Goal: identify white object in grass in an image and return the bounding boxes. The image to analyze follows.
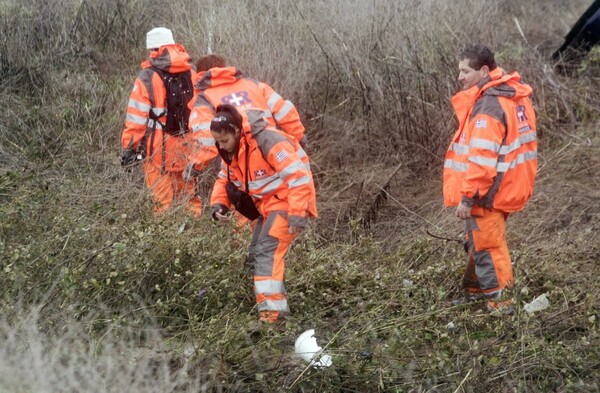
[294,329,332,368]
[524,293,550,314]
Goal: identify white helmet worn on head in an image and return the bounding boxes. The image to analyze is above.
[146,27,175,49]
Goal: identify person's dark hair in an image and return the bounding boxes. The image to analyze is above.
[210,104,243,134]
[196,54,226,72]
[459,44,497,71]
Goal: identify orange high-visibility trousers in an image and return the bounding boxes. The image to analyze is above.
[248,210,297,323]
[463,207,513,297]
[143,161,202,217]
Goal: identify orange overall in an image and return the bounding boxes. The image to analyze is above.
[211,109,317,322]
[443,68,538,296]
[121,44,201,215]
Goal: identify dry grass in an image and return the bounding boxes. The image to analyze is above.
[1,0,599,391]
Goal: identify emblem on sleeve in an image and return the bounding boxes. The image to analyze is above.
[275,150,289,162]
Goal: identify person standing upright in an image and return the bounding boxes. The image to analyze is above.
[120,27,200,216]
[443,44,538,314]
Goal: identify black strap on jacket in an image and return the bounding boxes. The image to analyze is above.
[225,145,260,220]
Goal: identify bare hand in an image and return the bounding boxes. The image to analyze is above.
[455,202,472,220]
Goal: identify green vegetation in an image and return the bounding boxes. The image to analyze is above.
[0,0,598,391]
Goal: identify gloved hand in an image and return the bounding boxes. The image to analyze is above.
[211,204,230,221]
[120,148,138,168]
[183,163,202,182]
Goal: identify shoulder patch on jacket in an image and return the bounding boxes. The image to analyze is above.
[192,92,215,110]
[196,70,213,91]
[139,68,157,105]
[471,95,506,127]
[254,129,293,158]
[247,109,269,134]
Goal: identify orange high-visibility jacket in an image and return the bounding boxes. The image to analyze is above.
[443,68,538,212]
[210,109,317,226]
[188,67,305,167]
[121,44,196,172]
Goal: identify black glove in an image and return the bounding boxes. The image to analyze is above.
[120,148,139,168]
[211,204,230,220]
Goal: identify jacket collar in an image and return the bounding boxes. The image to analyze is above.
[141,44,192,74]
[451,68,505,127]
[194,66,244,91]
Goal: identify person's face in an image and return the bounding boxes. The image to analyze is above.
[458,59,488,90]
[212,128,240,153]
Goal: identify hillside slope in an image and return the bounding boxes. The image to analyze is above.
[0,0,598,391]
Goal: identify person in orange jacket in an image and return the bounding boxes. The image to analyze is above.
[183,54,306,182]
[120,27,201,216]
[209,104,317,324]
[443,44,538,313]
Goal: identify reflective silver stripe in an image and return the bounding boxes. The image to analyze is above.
[147,119,163,129]
[126,113,147,126]
[128,98,151,112]
[521,131,537,143]
[191,123,211,132]
[254,280,285,295]
[288,175,310,189]
[452,142,470,155]
[274,101,293,122]
[470,138,500,153]
[280,160,304,179]
[191,122,211,132]
[499,144,514,155]
[523,150,537,160]
[499,132,538,155]
[219,168,237,180]
[444,159,468,172]
[263,109,273,119]
[232,180,242,187]
[249,174,280,189]
[257,298,289,312]
[296,148,307,159]
[251,178,284,195]
[198,137,216,147]
[469,156,497,168]
[151,107,166,117]
[267,92,282,111]
[497,151,537,172]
